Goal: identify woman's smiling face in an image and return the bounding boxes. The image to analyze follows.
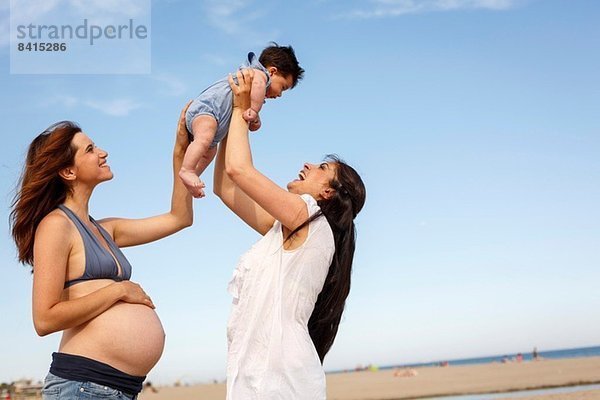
[287,161,337,201]
[69,132,113,185]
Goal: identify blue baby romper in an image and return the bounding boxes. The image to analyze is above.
[185,53,271,147]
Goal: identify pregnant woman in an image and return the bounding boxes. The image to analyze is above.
[10,105,192,400]
[214,69,366,399]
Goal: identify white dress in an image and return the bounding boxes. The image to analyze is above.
[226,194,335,399]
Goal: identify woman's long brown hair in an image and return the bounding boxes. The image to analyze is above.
[10,121,81,267]
[286,155,366,363]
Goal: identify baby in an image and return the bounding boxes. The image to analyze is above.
[181,43,304,197]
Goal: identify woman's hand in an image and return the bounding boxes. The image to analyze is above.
[228,69,254,111]
[98,100,194,248]
[222,67,306,235]
[174,101,192,158]
[116,281,156,309]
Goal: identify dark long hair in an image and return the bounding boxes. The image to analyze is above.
[10,121,81,266]
[287,155,366,363]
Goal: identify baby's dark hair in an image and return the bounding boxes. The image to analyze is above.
[259,42,304,88]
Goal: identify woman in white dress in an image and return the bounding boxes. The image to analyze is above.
[214,69,366,399]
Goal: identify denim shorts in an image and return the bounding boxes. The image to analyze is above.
[42,373,137,400]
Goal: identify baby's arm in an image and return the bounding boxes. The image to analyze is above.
[243,71,268,123]
[249,113,261,132]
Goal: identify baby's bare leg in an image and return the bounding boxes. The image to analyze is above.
[180,115,217,198]
[194,146,218,176]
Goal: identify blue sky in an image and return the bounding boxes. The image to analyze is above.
[1,0,599,385]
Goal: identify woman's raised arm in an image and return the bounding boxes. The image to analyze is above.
[214,134,275,235]
[223,70,308,232]
[98,103,194,247]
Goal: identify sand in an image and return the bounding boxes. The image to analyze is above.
[496,389,600,400]
[138,356,600,400]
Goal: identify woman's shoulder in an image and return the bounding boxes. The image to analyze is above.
[268,195,323,230]
[40,208,72,227]
[299,194,329,228]
[300,194,334,240]
[299,193,320,215]
[35,208,75,240]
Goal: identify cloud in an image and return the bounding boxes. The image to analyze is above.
[0,29,6,48]
[202,53,230,67]
[1,0,148,48]
[204,0,249,35]
[47,95,142,116]
[152,73,187,97]
[0,0,62,47]
[202,0,276,46]
[53,94,79,108]
[83,98,143,117]
[66,0,149,26]
[0,3,8,47]
[339,0,521,19]
[67,0,147,17]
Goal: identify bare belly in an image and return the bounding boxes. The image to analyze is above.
[59,280,165,376]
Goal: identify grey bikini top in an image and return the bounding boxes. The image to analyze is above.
[58,205,132,288]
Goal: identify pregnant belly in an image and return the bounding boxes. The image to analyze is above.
[60,301,166,376]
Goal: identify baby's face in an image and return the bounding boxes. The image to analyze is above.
[266,73,293,99]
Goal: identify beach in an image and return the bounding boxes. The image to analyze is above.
[138,356,600,400]
[497,388,600,400]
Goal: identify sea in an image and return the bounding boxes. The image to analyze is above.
[381,345,600,399]
[379,345,600,370]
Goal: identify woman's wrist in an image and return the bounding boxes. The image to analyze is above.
[232,108,246,118]
[110,281,126,301]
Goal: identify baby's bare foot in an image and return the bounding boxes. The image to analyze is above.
[179,169,206,198]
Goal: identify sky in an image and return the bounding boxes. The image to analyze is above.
[1,0,599,385]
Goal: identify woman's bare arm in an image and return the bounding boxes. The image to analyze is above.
[213,135,275,235]
[98,103,194,247]
[32,214,154,336]
[224,70,308,232]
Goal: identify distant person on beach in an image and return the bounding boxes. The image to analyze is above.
[10,106,193,399]
[181,42,304,198]
[393,368,418,378]
[142,381,158,393]
[214,69,366,399]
